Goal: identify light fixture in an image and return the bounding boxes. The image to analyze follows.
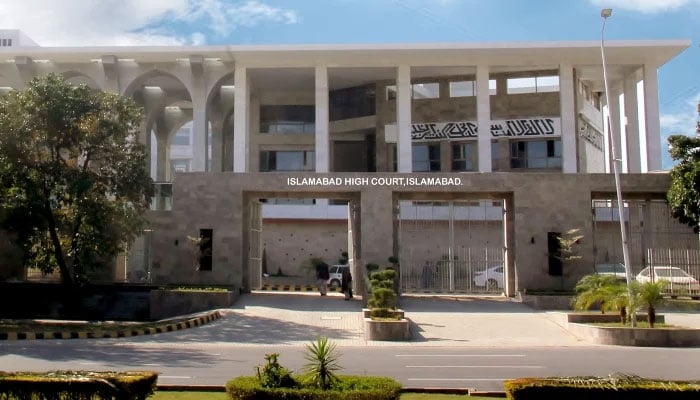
[600,7,636,327]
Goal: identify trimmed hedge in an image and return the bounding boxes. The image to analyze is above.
[0,370,158,400]
[227,375,402,400]
[504,375,700,400]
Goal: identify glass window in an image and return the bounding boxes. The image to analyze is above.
[386,85,397,100]
[412,82,440,99]
[6,39,10,46]
[510,139,562,169]
[260,105,315,134]
[329,85,376,121]
[412,143,441,172]
[449,81,475,97]
[171,129,191,146]
[489,79,497,95]
[507,75,560,94]
[259,150,315,172]
[451,142,476,171]
[171,159,189,173]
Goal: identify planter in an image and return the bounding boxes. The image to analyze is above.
[150,289,236,320]
[519,293,574,310]
[567,312,665,324]
[363,308,410,341]
[566,322,700,347]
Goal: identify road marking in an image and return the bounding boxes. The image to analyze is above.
[397,354,525,357]
[159,376,192,379]
[406,365,542,369]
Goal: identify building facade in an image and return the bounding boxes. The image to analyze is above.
[1,36,696,295]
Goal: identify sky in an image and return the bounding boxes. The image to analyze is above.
[0,0,698,169]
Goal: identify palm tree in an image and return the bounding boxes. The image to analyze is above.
[634,280,667,328]
[573,274,625,314]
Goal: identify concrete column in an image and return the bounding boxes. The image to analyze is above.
[608,87,623,173]
[155,136,168,181]
[315,65,330,173]
[396,65,412,173]
[210,117,224,173]
[476,64,492,172]
[624,75,641,173]
[233,66,249,173]
[559,63,576,173]
[360,189,394,267]
[191,100,208,172]
[100,55,120,93]
[643,64,662,171]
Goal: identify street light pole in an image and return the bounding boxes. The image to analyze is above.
[600,8,636,326]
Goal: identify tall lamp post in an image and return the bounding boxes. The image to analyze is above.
[600,8,636,326]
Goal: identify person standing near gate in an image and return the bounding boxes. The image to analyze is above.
[316,262,330,296]
[341,266,353,300]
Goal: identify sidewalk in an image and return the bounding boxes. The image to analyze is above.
[205,292,588,347]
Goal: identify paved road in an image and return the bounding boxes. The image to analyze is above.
[2,292,700,391]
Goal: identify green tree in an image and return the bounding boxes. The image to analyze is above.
[0,74,152,288]
[633,280,667,328]
[667,103,700,232]
[572,274,625,314]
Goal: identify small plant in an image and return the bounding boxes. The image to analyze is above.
[365,263,379,273]
[555,228,584,263]
[573,274,625,314]
[302,337,341,390]
[338,251,349,265]
[255,353,295,389]
[633,280,668,328]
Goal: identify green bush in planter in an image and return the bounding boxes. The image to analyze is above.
[367,269,397,313]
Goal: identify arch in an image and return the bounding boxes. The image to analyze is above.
[60,70,101,90]
[121,68,193,100]
[205,70,236,106]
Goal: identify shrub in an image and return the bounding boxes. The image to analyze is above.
[368,269,397,312]
[227,375,401,400]
[504,375,700,400]
[302,337,341,390]
[255,353,296,389]
[0,371,158,400]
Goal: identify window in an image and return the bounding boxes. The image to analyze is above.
[260,105,315,134]
[412,82,439,99]
[1,39,6,47]
[198,229,213,271]
[329,85,375,121]
[510,139,562,169]
[507,75,560,94]
[451,142,476,171]
[259,150,315,172]
[171,129,191,146]
[412,143,441,172]
[450,81,475,97]
[171,159,190,173]
[386,82,441,100]
[6,39,10,46]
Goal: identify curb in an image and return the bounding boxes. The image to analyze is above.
[259,285,341,292]
[157,385,507,397]
[0,310,222,341]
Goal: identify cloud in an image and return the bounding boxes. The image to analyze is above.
[0,0,298,46]
[659,92,699,168]
[589,0,700,13]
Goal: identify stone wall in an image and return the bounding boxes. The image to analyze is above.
[143,172,676,296]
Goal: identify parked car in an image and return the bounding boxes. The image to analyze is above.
[595,263,628,281]
[636,266,700,298]
[327,265,349,288]
[473,265,504,290]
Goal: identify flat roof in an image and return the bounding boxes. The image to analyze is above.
[0,40,690,68]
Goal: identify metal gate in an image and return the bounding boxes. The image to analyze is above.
[398,200,505,294]
[249,200,263,290]
[592,199,700,297]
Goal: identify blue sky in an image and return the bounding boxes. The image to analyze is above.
[1,0,698,168]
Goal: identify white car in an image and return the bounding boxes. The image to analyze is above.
[595,263,628,280]
[473,266,504,290]
[327,265,349,288]
[636,266,700,298]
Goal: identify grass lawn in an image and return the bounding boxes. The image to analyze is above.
[151,392,501,399]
